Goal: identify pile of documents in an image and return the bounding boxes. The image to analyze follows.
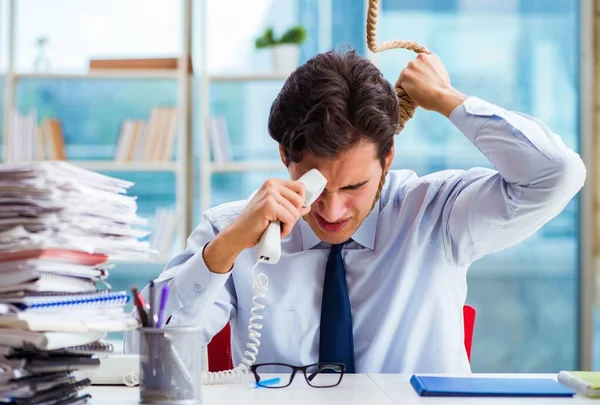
[0,161,153,405]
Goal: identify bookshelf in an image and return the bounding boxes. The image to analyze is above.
[1,0,194,262]
[13,71,180,80]
[1,0,309,255]
[207,73,292,82]
[196,0,293,211]
[71,161,182,172]
[209,161,285,173]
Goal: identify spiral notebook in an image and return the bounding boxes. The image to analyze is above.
[0,311,139,332]
[0,291,136,332]
[0,290,129,310]
[5,341,114,360]
[56,340,114,355]
[0,272,98,294]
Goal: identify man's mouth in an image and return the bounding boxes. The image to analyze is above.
[314,214,350,232]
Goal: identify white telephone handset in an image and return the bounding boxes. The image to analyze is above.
[256,169,327,264]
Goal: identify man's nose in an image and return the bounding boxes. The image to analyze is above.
[317,194,347,222]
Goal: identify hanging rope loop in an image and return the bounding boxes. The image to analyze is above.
[366,0,431,133]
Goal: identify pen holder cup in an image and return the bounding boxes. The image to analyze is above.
[138,326,203,405]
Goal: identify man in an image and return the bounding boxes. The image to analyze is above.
[125,49,585,374]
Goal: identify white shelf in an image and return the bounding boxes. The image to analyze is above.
[71,161,181,172]
[209,161,285,173]
[207,72,290,82]
[11,70,180,80]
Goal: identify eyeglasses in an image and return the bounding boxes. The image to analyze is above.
[251,362,346,388]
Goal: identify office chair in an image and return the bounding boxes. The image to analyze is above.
[463,305,476,362]
[207,305,477,372]
[207,323,234,372]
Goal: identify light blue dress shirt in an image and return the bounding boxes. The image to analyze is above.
[124,97,586,374]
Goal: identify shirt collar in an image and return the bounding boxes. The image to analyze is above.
[299,204,379,251]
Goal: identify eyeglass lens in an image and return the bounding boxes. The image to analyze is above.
[305,364,344,387]
[254,364,295,388]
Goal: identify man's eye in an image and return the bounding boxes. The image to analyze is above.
[342,181,368,191]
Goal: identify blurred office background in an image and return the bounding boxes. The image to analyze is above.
[0,0,594,373]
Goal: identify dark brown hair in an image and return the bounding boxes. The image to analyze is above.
[268,49,398,166]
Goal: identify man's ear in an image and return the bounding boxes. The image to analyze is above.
[279,144,287,167]
[383,143,395,172]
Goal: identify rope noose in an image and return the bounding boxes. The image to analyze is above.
[366,0,431,133]
[366,0,431,210]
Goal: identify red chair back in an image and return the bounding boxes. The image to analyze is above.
[207,323,233,372]
[463,305,476,361]
[207,305,476,371]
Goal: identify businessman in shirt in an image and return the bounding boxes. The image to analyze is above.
[125,49,586,374]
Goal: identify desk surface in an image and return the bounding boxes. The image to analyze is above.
[86,374,595,404]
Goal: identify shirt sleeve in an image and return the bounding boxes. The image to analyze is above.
[438,96,586,266]
[123,210,236,354]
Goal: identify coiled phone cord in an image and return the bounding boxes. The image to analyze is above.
[201,257,267,384]
[123,258,268,386]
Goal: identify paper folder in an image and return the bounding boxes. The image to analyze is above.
[410,375,576,397]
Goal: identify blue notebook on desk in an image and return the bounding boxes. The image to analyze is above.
[410,375,576,397]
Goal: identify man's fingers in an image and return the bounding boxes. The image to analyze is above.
[275,204,297,238]
[279,180,306,203]
[278,183,305,209]
[274,193,300,222]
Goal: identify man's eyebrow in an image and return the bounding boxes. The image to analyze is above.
[339,180,369,190]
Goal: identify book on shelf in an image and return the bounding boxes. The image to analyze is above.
[9,110,67,162]
[114,107,178,162]
[210,115,232,163]
[37,118,67,160]
[114,120,145,162]
[149,207,177,255]
[88,56,193,73]
[9,109,37,162]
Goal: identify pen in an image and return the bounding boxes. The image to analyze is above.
[156,283,169,328]
[137,291,148,312]
[131,287,149,327]
[148,281,156,328]
[255,377,281,388]
[137,291,147,308]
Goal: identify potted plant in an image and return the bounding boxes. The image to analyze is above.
[255,25,307,73]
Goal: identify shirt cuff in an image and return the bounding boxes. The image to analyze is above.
[173,242,233,308]
[448,96,500,144]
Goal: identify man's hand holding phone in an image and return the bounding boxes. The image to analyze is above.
[230,179,310,249]
[203,179,309,274]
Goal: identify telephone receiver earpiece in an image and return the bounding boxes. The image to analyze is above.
[256,169,327,264]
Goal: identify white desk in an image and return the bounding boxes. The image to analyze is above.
[86,374,595,404]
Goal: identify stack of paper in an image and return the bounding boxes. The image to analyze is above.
[0,161,154,405]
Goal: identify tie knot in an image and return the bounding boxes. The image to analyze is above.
[330,242,345,254]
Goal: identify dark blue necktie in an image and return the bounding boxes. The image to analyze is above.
[319,242,355,373]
